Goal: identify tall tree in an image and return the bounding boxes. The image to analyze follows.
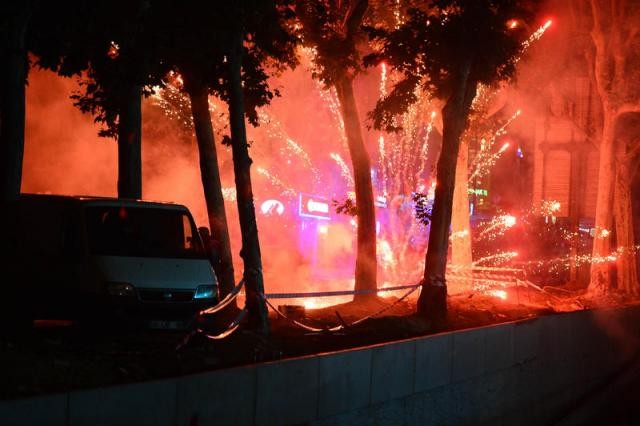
[186,78,236,297]
[155,1,297,331]
[571,0,640,294]
[296,0,378,301]
[614,141,639,295]
[451,139,472,271]
[452,85,510,280]
[154,1,236,296]
[221,1,298,334]
[609,113,640,295]
[29,0,160,199]
[0,2,34,203]
[366,1,536,326]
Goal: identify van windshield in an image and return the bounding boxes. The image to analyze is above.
[85,206,207,259]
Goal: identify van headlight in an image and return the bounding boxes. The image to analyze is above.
[194,285,216,299]
[106,282,135,297]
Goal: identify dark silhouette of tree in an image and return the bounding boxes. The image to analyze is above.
[30,1,296,333]
[153,1,236,297]
[295,0,378,301]
[366,0,537,327]
[29,0,163,199]
[0,2,35,203]
[214,1,298,334]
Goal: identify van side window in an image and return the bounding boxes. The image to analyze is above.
[85,206,206,259]
[182,214,194,251]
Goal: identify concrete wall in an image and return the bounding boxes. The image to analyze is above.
[2,306,640,426]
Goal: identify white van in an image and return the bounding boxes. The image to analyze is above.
[1,194,219,329]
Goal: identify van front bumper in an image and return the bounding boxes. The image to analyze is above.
[107,294,219,322]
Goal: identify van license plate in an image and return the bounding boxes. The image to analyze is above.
[148,320,185,330]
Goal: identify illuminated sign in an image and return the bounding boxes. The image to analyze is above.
[260,199,285,216]
[299,193,331,220]
[468,188,488,197]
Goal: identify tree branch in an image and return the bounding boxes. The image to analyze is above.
[342,0,368,39]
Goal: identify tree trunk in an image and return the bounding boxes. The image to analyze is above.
[589,110,616,294]
[418,65,475,327]
[0,9,30,203]
[117,84,143,199]
[228,32,269,335]
[613,159,639,295]
[451,138,473,287]
[335,75,377,301]
[188,83,236,297]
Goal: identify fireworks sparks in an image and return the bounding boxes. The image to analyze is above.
[468,143,510,182]
[145,16,593,309]
[470,83,494,113]
[477,214,517,240]
[469,109,521,182]
[487,289,508,300]
[473,251,519,266]
[301,44,348,147]
[538,199,562,216]
[378,135,388,197]
[374,86,436,283]
[417,111,436,183]
[394,0,403,29]
[151,79,195,133]
[330,152,355,188]
[256,167,297,197]
[222,187,237,202]
[379,62,388,97]
[516,20,553,63]
[520,245,640,275]
[283,138,321,187]
[378,239,397,270]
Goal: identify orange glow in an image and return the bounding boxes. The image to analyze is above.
[303,299,318,310]
[22,19,593,320]
[487,289,508,300]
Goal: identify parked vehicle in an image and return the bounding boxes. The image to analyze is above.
[1,194,219,330]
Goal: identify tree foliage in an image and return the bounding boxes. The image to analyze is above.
[294,0,368,86]
[365,0,536,131]
[29,1,165,138]
[365,0,540,324]
[153,0,297,125]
